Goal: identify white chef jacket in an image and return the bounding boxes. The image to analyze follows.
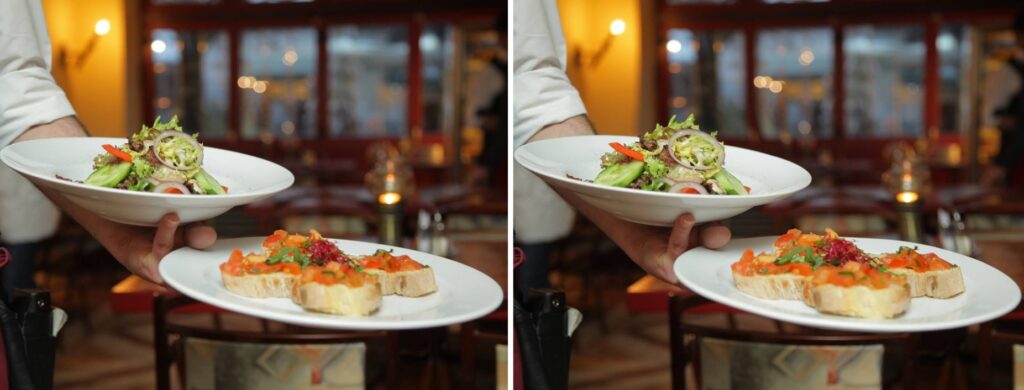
[512,0,587,244]
[0,0,75,243]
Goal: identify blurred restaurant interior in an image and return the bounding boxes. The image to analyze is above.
[541,0,1024,388]
[32,0,507,388]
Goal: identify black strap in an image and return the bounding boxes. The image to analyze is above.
[0,299,33,390]
[514,298,550,390]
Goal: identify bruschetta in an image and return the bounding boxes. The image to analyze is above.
[358,250,438,297]
[291,262,382,316]
[730,249,812,300]
[877,246,965,298]
[803,262,910,319]
[219,249,302,298]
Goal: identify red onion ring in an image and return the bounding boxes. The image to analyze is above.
[667,130,724,171]
[153,131,203,171]
[153,182,191,194]
[668,182,708,195]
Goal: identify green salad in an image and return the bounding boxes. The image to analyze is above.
[79,116,226,195]
[592,114,748,195]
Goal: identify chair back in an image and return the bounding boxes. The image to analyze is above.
[153,294,397,390]
[668,294,915,390]
[764,186,898,237]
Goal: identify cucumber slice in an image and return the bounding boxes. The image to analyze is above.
[594,161,645,187]
[193,169,226,195]
[84,162,132,187]
[711,168,748,195]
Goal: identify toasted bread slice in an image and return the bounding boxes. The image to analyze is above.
[365,267,438,297]
[291,280,382,316]
[803,282,910,319]
[888,267,965,298]
[221,272,296,298]
[732,271,806,300]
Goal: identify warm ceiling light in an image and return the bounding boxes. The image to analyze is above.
[768,80,784,94]
[282,50,298,66]
[666,39,682,54]
[151,39,167,54]
[798,49,815,66]
[94,19,111,36]
[609,19,626,36]
[753,76,771,88]
[237,76,253,89]
[253,80,268,94]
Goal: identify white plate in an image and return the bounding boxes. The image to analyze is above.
[1,137,294,226]
[514,135,811,226]
[675,236,1021,332]
[160,237,505,330]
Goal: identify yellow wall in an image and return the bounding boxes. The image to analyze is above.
[556,0,643,136]
[42,0,128,137]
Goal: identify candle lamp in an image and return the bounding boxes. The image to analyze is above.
[377,191,404,246]
[365,142,414,246]
[882,144,930,243]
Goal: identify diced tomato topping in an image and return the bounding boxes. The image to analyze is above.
[774,229,802,249]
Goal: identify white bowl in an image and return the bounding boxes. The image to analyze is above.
[514,135,811,226]
[1,137,294,226]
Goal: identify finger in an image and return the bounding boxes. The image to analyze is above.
[699,223,732,249]
[152,214,181,260]
[184,222,217,249]
[133,253,165,285]
[667,213,696,258]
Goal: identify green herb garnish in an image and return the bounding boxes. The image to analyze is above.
[774,246,825,269]
[266,247,311,266]
[838,271,855,277]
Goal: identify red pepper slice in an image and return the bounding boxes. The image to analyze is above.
[609,142,644,161]
[165,187,184,194]
[102,144,133,162]
[221,185,229,193]
[680,187,700,194]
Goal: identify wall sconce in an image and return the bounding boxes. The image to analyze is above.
[573,19,625,69]
[57,19,110,68]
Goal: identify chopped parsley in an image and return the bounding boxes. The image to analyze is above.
[838,271,855,277]
[774,246,825,269]
[266,247,311,266]
[248,268,261,274]
[321,271,336,276]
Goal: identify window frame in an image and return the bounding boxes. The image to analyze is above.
[140,0,500,149]
[656,0,1016,144]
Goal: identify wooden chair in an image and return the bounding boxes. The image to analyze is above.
[668,294,916,390]
[153,294,398,390]
[460,307,508,390]
[977,304,1024,390]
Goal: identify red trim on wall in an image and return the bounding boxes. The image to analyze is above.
[744,27,758,141]
[408,16,424,140]
[228,28,240,141]
[316,21,328,138]
[924,16,940,138]
[832,22,845,140]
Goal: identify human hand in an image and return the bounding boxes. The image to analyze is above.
[635,213,731,284]
[104,214,217,284]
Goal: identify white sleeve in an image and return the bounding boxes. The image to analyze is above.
[0,0,76,147]
[512,0,587,148]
